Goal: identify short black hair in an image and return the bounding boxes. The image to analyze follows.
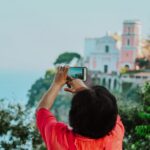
[69,85,118,139]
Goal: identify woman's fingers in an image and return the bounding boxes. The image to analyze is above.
[67,76,74,82]
[66,76,75,88]
[57,66,69,72]
[66,83,71,88]
[57,66,60,71]
[60,66,63,71]
[64,88,76,93]
[64,66,69,75]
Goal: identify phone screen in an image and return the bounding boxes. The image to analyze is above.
[68,67,86,81]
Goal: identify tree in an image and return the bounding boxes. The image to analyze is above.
[0,99,47,150]
[134,82,150,149]
[135,58,149,69]
[141,39,150,61]
[118,82,150,150]
[0,99,31,149]
[54,52,81,65]
[27,69,55,107]
[26,68,72,122]
[27,52,81,108]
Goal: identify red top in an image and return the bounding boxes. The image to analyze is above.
[36,108,124,150]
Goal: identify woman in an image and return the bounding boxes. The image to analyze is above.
[36,66,124,150]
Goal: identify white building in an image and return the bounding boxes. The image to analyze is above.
[84,20,142,73]
[84,33,121,73]
[84,20,149,91]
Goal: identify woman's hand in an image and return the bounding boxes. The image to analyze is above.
[53,66,69,87]
[64,78,88,93]
[37,66,70,110]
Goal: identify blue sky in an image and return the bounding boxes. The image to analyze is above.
[0,0,149,72]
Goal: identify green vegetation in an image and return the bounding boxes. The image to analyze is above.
[117,82,150,150]
[27,52,81,108]
[0,51,149,149]
[27,69,55,108]
[134,82,150,149]
[1,82,149,149]
[0,99,46,150]
[54,52,81,65]
[136,58,150,69]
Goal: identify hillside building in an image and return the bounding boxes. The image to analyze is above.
[84,20,142,73]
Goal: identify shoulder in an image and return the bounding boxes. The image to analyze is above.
[115,115,125,134]
[46,122,75,150]
[35,108,57,129]
[35,108,76,149]
[109,115,125,137]
[108,115,125,149]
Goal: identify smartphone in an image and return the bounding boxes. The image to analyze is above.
[68,67,87,81]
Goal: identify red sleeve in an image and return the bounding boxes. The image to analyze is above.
[35,108,57,146]
[35,108,75,150]
[116,115,125,134]
[110,115,125,150]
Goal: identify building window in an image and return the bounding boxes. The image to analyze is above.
[128,27,130,33]
[102,78,106,86]
[127,39,130,46]
[114,79,117,89]
[125,64,129,69]
[104,65,108,73]
[108,79,111,89]
[105,45,109,53]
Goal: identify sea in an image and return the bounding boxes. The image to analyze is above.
[0,70,44,105]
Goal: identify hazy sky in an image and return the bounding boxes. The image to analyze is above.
[0,0,149,72]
